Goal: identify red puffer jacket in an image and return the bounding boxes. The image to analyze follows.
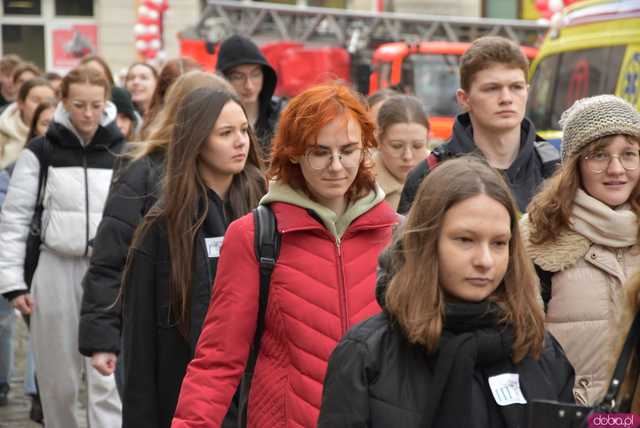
[172,201,397,428]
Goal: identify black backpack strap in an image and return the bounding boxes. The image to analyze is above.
[599,309,640,412]
[238,204,280,427]
[534,139,560,179]
[34,138,51,214]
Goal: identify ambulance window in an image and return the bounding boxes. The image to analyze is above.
[527,55,559,131]
[549,46,626,129]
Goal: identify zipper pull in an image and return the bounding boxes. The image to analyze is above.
[335,237,341,255]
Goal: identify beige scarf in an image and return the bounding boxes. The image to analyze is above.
[570,189,638,248]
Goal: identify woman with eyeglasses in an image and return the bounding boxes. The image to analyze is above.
[172,84,398,428]
[521,95,640,406]
[373,95,429,211]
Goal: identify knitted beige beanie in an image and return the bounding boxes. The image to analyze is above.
[559,95,640,163]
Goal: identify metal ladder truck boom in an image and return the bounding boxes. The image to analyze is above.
[185,0,549,51]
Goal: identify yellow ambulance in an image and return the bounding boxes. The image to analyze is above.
[526,0,640,149]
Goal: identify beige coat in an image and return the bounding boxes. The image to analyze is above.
[0,103,29,169]
[373,151,403,211]
[520,216,640,405]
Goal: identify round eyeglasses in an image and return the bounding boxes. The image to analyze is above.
[583,150,640,173]
[304,147,363,171]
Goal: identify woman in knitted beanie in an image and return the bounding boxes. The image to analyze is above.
[521,94,640,406]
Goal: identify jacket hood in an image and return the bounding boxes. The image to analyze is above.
[52,101,118,146]
[0,103,28,145]
[216,35,277,116]
[260,180,385,239]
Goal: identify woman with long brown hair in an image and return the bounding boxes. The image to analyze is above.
[522,95,640,405]
[79,71,234,393]
[318,156,575,428]
[120,86,266,428]
[172,84,398,428]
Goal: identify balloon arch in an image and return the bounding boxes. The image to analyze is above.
[133,0,170,62]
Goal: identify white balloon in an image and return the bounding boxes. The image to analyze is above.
[152,0,163,5]
[135,40,148,51]
[148,25,159,34]
[138,5,149,16]
[549,0,564,13]
[550,12,563,28]
[149,39,162,50]
[134,24,146,35]
[148,10,159,20]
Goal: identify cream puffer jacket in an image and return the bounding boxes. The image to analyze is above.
[0,103,29,169]
[520,216,640,406]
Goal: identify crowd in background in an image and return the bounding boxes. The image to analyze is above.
[0,32,638,428]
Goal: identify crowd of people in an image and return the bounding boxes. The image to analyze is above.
[0,33,638,428]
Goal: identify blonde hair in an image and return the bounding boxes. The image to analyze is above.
[127,71,235,161]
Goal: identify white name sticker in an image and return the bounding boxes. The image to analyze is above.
[205,236,224,258]
[488,373,527,406]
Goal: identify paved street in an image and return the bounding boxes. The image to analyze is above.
[0,315,87,428]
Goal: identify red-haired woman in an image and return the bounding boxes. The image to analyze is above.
[171,84,398,428]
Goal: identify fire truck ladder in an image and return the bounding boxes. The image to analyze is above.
[189,0,549,50]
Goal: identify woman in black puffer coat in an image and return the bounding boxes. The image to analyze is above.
[318,156,575,428]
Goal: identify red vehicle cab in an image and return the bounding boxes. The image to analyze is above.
[369,41,538,141]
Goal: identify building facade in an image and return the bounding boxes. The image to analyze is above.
[1,0,537,76]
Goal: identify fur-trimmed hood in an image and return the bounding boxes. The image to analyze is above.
[519,214,591,272]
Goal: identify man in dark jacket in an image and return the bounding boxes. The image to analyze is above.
[397,36,559,214]
[216,34,284,159]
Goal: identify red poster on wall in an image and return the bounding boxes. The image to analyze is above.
[51,24,98,69]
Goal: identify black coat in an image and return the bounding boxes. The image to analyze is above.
[397,113,560,214]
[79,150,164,356]
[318,313,575,428]
[318,239,575,428]
[121,190,234,428]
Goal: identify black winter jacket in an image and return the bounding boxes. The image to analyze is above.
[216,34,284,159]
[397,113,559,214]
[318,240,575,428]
[78,150,165,356]
[318,314,575,428]
[121,190,236,428]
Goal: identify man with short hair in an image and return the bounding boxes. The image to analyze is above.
[0,55,22,108]
[216,35,284,160]
[397,36,559,214]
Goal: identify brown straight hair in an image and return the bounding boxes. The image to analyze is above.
[385,156,545,363]
[123,87,266,339]
[80,55,116,87]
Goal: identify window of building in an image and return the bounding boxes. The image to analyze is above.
[2,25,46,70]
[55,0,93,17]
[3,0,42,15]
